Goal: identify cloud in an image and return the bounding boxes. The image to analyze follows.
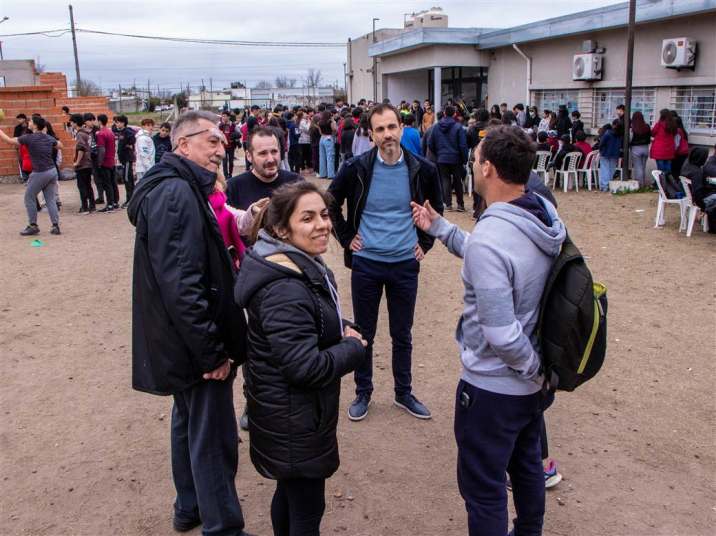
[2,0,624,91]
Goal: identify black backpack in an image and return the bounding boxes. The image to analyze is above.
[538,234,607,392]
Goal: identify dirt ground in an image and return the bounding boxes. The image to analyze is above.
[0,169,714,536]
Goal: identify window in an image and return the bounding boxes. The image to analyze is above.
[671,86,716,134]
[532,90,579,114]
[592,88,655,128]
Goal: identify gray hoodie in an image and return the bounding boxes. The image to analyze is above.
[428,195,566,395]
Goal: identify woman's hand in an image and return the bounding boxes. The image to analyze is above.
[344,326,367,347]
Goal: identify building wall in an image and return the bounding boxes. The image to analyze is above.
[348,29,408,103]
[0,72,112,180]
[0,60,38,87]
[486,13,716,143]
[379,45,489,75]
[385,70,430,104]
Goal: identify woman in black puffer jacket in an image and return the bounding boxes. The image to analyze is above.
[235,181,366,536]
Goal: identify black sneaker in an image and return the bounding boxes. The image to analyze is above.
[172,516,201,532]
[239,407,249,431]
[98,206,113,213]
[50,224,61,235]
[78,207,88,214]
[121,201,129,209]
[394,394,432,420]
[456,206,466,213]
[348,394,371,421]
[20,224,39,236]
[95,198,104,205]
[445,205,455,212]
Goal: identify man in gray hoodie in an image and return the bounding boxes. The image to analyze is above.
[412,125,566,536]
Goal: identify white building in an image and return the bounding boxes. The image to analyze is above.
[347,0,716,145]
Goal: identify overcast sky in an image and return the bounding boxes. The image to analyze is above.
[2,0,624,93]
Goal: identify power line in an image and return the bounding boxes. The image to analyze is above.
[0,27,346,47]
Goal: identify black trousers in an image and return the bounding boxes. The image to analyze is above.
[271,478,326,536]
[75,168,96,210]
[172,377,245,535]
[121,162,135,203]
[91,165,104,202]
[223,146,236,178]
[438,163,465,209]
[455,381,548,536]
[98,166,117,206]
[299,144,312,170]
[288,145,302,173]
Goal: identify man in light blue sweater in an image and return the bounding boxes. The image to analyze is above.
[328,104,444,422]
[412,125,566,536]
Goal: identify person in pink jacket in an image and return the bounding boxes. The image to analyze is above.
[650,109,677,174]
[210,171,269,269]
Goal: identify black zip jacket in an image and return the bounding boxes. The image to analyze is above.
[127,153,246,395]
[235,234,365,479]
[327,146,444,268]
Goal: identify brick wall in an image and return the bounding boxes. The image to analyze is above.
[0,72,112,180]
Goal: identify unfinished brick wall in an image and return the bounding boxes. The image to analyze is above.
[0,72,112,180]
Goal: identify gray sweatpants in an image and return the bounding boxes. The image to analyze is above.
[25,168,59,226]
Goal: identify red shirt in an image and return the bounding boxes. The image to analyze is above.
[574,141,592,160]
[96,127,116,168]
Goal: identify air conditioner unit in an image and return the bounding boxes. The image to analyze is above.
[661,38,696,68]
[572,53,603,81]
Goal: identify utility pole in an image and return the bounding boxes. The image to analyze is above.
[147,78,151,111]
[622,0,636,182]
[68,5,81,95]
[119,84,122,113]
[372,18,380,102]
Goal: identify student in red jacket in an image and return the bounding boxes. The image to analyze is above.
[650,109,677,174]
[672,113,690,179]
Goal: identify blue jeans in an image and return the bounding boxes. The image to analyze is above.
[455,381,547,536]
[656,159,672,173]
[351,255,419,397]
[318,137,335,178]
[599,156,618,190]
[171,377,245,535]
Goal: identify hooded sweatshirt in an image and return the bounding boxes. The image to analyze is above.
[427,193,566,395]
[428,116,468,165]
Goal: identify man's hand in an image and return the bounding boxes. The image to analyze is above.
[202,359,233,381]
[250,197,270,215]
[414,244,425,262]
[349,233,363,252]
[344,326,368,348]
[410,200,440,232]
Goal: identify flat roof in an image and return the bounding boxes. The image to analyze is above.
[368,0,716,57]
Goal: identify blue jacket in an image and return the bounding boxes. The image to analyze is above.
[287,120,300,147]
[428,117,468,165]
[599,128,622,159]
[401,127,422,156]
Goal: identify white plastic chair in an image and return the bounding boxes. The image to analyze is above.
[679,176,709,237]
[652,170,686,230]
[614,157,632,181]
[533,151,551,185]
[578,151,599,191]
[553,152,582,192]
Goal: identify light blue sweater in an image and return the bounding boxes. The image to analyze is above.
[355,154,417,263]
[428,197,566,395]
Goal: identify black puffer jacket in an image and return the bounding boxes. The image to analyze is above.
[235,231,365,480]
[127,153,246,395]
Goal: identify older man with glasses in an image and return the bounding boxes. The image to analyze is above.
[127,111,255,536]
